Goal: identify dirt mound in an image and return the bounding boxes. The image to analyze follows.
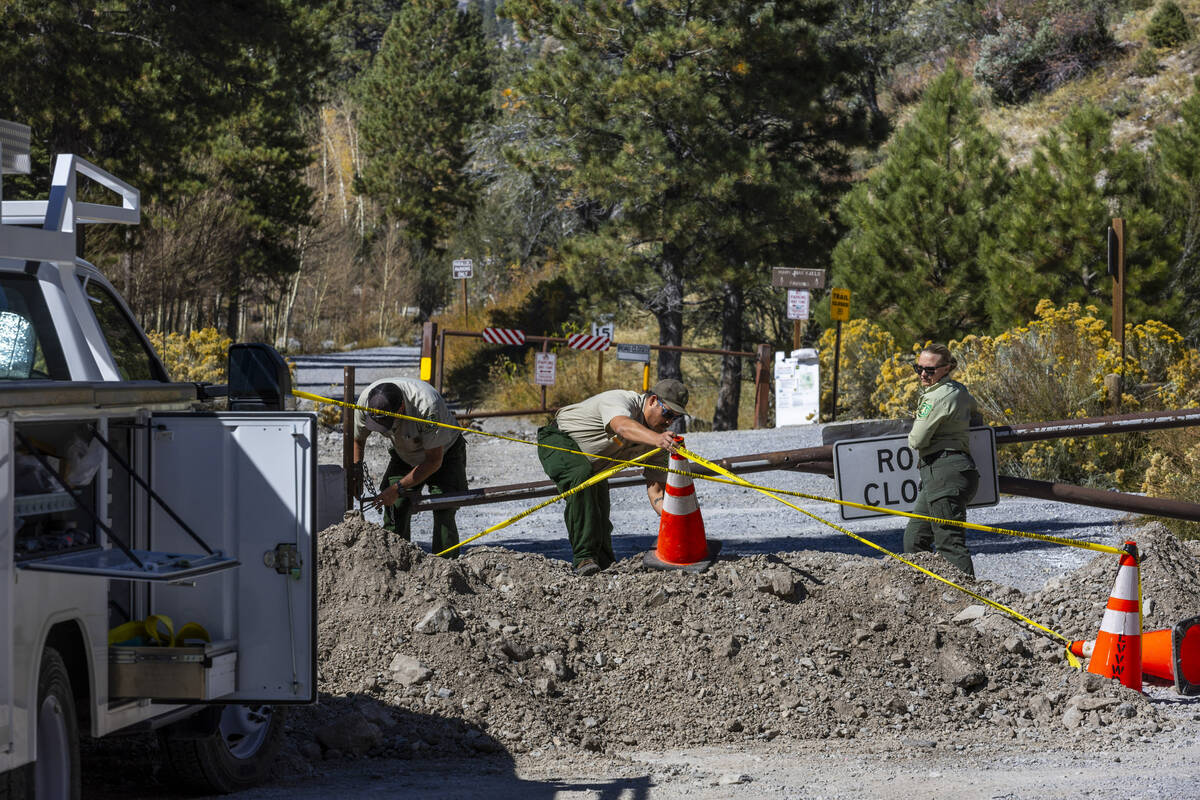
[1035,522,1200,635]
[280,516,1200,768]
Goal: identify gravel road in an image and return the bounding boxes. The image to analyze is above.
[331,415,1131,593]
[290,345,419,395]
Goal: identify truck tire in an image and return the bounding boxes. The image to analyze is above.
[158,705,284,794]
[31,647,81,800]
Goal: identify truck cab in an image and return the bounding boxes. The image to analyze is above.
[0,121,316,797]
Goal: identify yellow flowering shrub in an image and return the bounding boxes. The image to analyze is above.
[817,319,899,421]
[147,328,231,383]
[875,342,925,420]
[1141,428,1200,540]
[870,301,1200,489]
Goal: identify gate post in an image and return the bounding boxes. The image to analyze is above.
[421,320,437,385]
[753,343,772,429]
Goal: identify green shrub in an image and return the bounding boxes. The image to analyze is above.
[1147,1,1193,49]
[974,3,1115,103]
[1142,427,1200,540]
[1133,45,1161,77]
[975,21,1044,103]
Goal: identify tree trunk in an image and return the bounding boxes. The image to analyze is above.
[712,281,743,431]
[650,241,685,380]
[225,262,241,340]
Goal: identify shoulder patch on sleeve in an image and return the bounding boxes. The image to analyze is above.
[917,400,933,418]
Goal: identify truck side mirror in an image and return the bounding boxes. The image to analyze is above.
[228,343,292,411]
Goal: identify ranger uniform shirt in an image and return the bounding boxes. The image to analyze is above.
[353,377,460,464]
[553,389,669,478]
[908,377,978,456]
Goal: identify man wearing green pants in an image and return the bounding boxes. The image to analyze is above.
[352,378,466,557]
[538,379,689,576]
[903,343,981,576]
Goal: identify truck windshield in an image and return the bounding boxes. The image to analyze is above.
[0,274,69,380]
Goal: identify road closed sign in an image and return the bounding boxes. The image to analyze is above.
[832,427,999,520]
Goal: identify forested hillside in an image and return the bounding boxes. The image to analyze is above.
[5,0,1200,426]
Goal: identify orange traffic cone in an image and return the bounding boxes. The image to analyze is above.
[1142,615,1200,695]
[1069,615,1200,696]
[1085,541,1142,692]
[643,449,720,573]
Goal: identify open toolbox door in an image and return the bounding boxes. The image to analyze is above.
[1,416,13,754]
[146,413,316,703]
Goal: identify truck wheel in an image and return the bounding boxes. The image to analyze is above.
[159,705,284,794]
[33,647,81,800]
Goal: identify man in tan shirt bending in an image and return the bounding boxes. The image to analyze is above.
[538,379,689,576]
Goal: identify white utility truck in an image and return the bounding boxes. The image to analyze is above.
[0,121,315,798]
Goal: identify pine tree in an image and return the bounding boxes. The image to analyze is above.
[355,0,492,320]
[0,1,329,336]
[503,0,870,422]
[826,0,918,129]
[831,66,1009,343]
[984,103,1170,329]
[326,0,407,85]
[1151,78,1200,344]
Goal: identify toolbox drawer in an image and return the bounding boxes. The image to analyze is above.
[109,639,237,701]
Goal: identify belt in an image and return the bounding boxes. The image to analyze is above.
[921,448,965,465]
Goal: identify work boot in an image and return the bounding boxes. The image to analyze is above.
[574,558,600,577]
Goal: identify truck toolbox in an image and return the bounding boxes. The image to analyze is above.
[109,639,237,701]
[2,118,315,794]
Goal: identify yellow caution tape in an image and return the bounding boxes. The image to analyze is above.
[294,389,1117,560]
[677,445,1083,668]
[305,380,1091,664]
[434,447,663,557]
[662,469,1125,557]
[294,389,651,473]
[108,614,212,648]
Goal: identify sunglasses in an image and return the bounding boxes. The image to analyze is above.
[657,397,682,421]
[912,363,946,376]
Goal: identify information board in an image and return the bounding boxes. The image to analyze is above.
[787,289,810,321]
[534,352,557,385]
[773,349,820,427]
[616,343,651,363]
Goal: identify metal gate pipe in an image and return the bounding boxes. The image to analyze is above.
[407,408,1200,519]
[997,477,1200,522]
[993,407,1200,443]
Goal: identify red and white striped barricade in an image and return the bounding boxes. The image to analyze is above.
[481,327,527,346]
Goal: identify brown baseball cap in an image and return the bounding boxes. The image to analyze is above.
[650,378,689,414]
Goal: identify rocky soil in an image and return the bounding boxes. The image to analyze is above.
[273,518,1197,778]
[81,420,1200,798]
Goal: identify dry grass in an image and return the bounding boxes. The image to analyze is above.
[442,295,766,430]
[982,1,1200,163]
